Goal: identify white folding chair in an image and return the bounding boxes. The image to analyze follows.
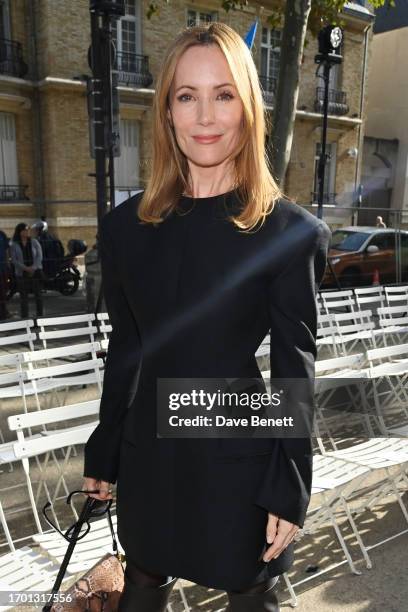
[354,286,386,317]
[314,353,374,440]
[282,451,372,606]
[0,398,99,552]
[376,305,408,346]
[0,546,68,610]
[319,289,357,316]
[364,343,408,436]
[7,400,100,531]
[0,343,103,402]
[384,285,408,307]
[0,416,102,608]
[0,353,25,461]
[322,438,408,566]
[284,440,408,606]
[316,313,339,358]
[36,314,98,349]
[0,320,36,352]
[96,312,111,343]
[19,341,103,410]
[331,309,377,354]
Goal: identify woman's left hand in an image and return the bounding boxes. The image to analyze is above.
[262,513,299,562]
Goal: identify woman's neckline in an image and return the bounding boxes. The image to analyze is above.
[180,187,238,202]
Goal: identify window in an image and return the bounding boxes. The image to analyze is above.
[114,119,140,189]
[0,0,11,39]
[186,8,218,27]
[313,142,337,203]
[316,63,341,103]
[330,231,370,252]
[112,0,141,60]
[368,233,395,250]
[0,112,18,187]
[260,27,282,87]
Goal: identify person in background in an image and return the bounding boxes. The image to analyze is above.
[376,215,386,228]
[31,219,64,279]
[10,223,44,319]
[0,229,12,320]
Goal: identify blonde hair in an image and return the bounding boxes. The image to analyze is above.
[138,22,288,232]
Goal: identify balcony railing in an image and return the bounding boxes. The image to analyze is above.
[314,87,349,116]
[259,75,277,106]
[0,38,28,78]
[0,185,29,202]
[113,51,153,88]
[311,191,337,205]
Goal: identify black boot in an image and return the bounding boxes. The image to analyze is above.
[225,576,280,612]
[118,568,178,612]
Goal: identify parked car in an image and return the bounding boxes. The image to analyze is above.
[321,226,408,288]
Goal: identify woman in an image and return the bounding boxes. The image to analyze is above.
[83,23,331,612]
[10,223,44,319]
[0,229,12,320]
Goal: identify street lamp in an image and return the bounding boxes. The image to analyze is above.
[314,25,344,220]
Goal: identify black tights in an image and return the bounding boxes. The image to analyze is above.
[125,559,170,587]
[227,575,279,595]
[125,557,278,593]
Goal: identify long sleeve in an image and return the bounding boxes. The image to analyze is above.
[83,212,142,484]
[32,239,43,270]
[254,217,331,528]
[10,242,25,274]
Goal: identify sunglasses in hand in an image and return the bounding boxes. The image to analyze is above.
[42,489,114,543]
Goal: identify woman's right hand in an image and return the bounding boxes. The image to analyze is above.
[82,476,113,501]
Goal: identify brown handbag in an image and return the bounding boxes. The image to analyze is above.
[41,490,125,612]
[50,552,125,612]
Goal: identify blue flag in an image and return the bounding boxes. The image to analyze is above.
[244,18,259,50]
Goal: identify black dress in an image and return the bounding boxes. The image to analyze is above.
[83,188,331,591]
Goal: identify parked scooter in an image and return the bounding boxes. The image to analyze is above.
[42,238,87,295]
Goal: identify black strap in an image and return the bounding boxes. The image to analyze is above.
[42,498,123,612]
[106,506,118,554]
